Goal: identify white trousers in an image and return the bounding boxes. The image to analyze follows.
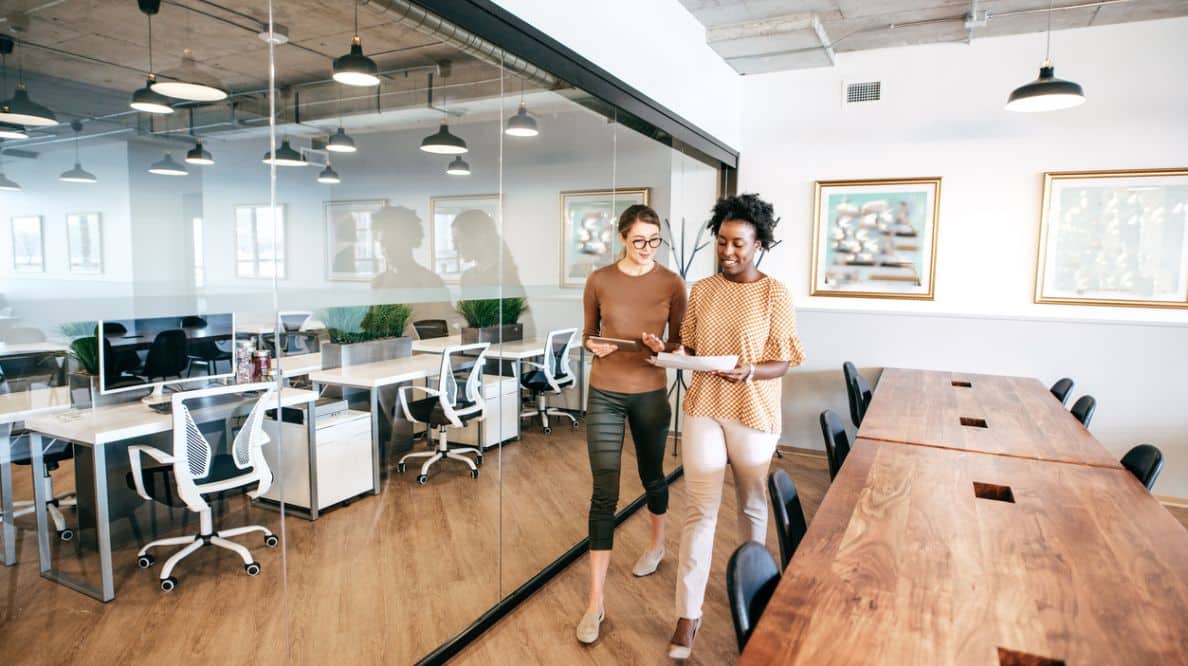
[675,414,779,620]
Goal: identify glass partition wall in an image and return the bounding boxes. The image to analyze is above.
[0,2,729,662]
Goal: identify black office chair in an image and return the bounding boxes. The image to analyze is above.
[1121,444,1164,491]
[767,469,808,570]
[139,330,190,381]
[102,322,127,336]
[726,541,781,652]
[1070,395,1096,428]
[520,328,579,434]
[180,316,207,328]
[842,361,872,427]
[1049,377,1074,405]
[100,338,147,390]
[819,409,851,481]
[4,421,77,541]
[412,319,449,340]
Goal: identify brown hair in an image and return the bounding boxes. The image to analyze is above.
[617,204,661,237]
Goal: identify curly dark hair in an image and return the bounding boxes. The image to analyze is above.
[707,193,777,249]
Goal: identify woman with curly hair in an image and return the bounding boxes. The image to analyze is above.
[665,193,805,659]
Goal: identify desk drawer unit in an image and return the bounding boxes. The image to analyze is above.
[455,375,519,448]
[261,408,372,512]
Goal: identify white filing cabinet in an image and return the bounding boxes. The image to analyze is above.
[455,375,519,448]
[260,406,372,515]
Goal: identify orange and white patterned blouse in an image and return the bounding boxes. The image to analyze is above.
[680,274,804,434]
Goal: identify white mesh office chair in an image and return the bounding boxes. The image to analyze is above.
[397,342,489,485]
[127,382,279,591]
[519,328,579,434]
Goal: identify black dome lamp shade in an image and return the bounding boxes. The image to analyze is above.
[1006,0,1085,113]
[148,152,188,176]
[185,141,213,165]
[0,36,57,127]
[420,121,468,155]
[327,126,357,153]
[263,138,307,166]
[317,163,341,184]
[59,120,97,184]
[505,101,539,137]
[333,3,380,87]
[446,156,470,176]
[129,2,173,114]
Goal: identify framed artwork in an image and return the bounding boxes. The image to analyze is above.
[1035,168,1188,308]
[325,199,388,281]
[11,215,45,273]
[66,212,103,274]
[810,177,941,300]
[560,187,650,288]
[235,204,286,279]
[429,194,499,284]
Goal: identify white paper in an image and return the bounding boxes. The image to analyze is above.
[651,353,738,372]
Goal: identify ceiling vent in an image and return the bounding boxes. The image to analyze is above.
[843,80,882,107]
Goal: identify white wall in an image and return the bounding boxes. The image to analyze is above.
[740,18,1188,496]
[492,0,741,149]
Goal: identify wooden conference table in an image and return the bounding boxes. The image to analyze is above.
[741,368,1188,665]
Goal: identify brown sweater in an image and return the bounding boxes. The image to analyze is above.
[583,262,687,393]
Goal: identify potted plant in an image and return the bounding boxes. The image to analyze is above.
[320,303,414,369]
[458,297,525,343]
[66,335,105,408]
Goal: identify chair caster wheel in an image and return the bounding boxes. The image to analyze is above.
[265,534,279,548]
[138,555,155,569]
[470,469,480,479]
[245,562,261,576]
[543,427,552,435]
[160,577,177,592]
[571,421,579,430]
[397,463,406,473]
[417,474,428,485]
[59,529,74,542]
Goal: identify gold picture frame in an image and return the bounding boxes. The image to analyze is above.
[1034,168,1188,309]
[810,177,941,300]
[560,187,650,288]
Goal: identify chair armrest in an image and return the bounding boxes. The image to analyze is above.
[520,361,546,372]
[128,445,174,502]
[398,385,439,421]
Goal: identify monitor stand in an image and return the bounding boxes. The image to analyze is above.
[141,381,168,405]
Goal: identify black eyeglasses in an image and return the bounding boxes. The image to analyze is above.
[630,237,663,249]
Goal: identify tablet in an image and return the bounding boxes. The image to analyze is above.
[588,336,642,352]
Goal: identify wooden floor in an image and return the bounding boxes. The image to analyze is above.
[2,426,1185,665]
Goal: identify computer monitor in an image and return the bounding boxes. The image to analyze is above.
[97,313,236,402]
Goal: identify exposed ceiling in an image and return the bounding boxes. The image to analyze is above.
[678,0,1188,73]
[0,0,560,154]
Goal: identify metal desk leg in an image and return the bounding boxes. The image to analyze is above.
[369,387,380,494]
[513,358,522,440]
[93,443,114,601]
[306,397,320,519]
[1,426,16,566]
[30,433,51,576]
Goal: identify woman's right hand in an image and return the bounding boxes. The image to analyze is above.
[586,340,617,358]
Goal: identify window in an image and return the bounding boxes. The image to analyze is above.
[235,205,286,279]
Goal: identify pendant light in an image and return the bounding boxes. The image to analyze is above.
[152,49,228,102]
[263,137,307,166]
[1006,0,1084,112]
[0,148,19,191]
[327,126,357,153]
[505,80,539,137]
[317,163,341,184]
[0,36,57,127]
[446,156,470,176]
[148,152,188,176]
[59,121,97,184]
[186,141,213,165]
[332,2,380,87]
[0,122,27,140]
[129,2,174,115]
[420,120,468,154]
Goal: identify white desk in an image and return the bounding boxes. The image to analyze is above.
[0,341,70,358]
[412,336,587,419]
[0,386,72,566]
[309,355,443,494]
[23,387,317,602]
[276,352,321,379]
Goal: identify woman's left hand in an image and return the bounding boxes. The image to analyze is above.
[641,332,665,354]
[714,364,750,383]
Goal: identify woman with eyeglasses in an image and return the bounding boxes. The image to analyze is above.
[575,204,686,644]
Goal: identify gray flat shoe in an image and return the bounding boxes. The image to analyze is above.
[576,606,605,644]
[632,546,665,577]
